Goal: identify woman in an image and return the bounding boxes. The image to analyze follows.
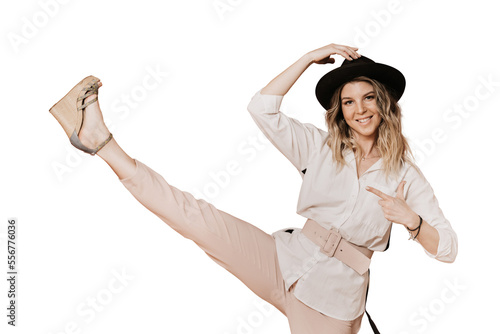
[49,43,458,334]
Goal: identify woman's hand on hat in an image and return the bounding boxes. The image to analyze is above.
[365,180,420,229]
[306,43,361,65]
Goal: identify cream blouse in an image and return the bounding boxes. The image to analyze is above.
[247,89,458,321]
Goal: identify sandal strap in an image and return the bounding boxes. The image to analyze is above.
[91,133,113,156]
[70,132,113,156]
[77,80,99,101]
[77,80,100,110]
[77,97,98,111]
[77,91,96,102]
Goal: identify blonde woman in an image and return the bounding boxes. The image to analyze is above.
[49,43,458,334]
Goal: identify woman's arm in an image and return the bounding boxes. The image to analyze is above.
[366,181,440,255]
[247,43,360,175]
[261,43,361,96]
[366,171,458,263]
[405,213,440,255]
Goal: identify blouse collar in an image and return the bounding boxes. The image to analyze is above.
[344,149,383,173]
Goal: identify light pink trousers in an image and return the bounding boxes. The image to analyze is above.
[120,159,363,334]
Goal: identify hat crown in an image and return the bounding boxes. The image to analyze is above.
[340,55,375,68]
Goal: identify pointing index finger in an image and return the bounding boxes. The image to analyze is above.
[365,186,391,200]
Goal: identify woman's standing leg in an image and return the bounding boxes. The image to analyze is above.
[284,281,363,334]
[77,86,289,316]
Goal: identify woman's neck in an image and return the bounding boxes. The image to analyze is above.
[355,138,379,160]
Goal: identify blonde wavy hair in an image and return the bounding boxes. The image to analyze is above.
[324,76,418,181]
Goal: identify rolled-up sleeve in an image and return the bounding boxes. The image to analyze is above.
[247,89,326,176]
[403,166,458,263]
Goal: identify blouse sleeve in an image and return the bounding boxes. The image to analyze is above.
[247,89,326,176]
[403,165,458,263]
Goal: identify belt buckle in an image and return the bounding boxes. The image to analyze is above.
[321,228,342,257]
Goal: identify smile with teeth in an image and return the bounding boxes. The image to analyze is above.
[356,116,373,124]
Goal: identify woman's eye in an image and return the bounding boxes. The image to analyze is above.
[366,95,375,100]
[344,100,353,105]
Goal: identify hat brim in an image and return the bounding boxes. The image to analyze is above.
[315,63,406,110]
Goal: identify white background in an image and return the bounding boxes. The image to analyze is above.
[1,0,499,333]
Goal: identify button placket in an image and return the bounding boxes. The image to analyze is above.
[340,183,359,227]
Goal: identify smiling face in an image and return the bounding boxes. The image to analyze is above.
[340,80,382,143]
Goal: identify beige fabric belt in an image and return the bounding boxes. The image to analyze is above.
[301,218,373,275]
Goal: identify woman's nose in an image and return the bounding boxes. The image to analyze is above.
[356,101,367,114]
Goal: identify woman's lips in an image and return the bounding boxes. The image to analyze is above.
[356,116,373,125]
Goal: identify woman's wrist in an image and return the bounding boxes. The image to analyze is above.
[406,214,423,241]
[405,213,421,230]
[302,52,317,66]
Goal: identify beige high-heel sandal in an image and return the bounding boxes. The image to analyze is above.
[49,75,113,155]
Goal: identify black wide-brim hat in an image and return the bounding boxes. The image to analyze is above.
[315,55,406,110]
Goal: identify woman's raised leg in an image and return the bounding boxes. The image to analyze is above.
[77,83,289,315]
